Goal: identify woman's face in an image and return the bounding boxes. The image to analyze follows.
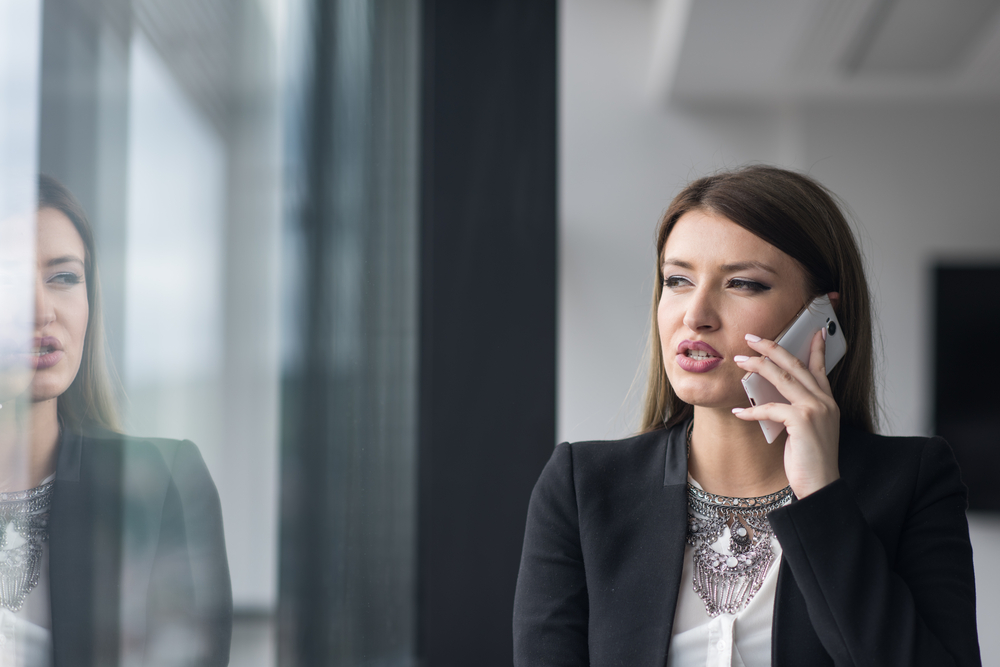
[658,209,812,410]
[31,207,89,404]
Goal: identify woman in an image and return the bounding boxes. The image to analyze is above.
[0,175,231,665]
[513,165,980,666]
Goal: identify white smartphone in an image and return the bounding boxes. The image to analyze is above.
[741,295,847,443]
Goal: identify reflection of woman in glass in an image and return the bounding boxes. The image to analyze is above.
[514,166,980,665]
[0,175,231,665]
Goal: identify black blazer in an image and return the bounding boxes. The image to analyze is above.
[49,427,232,666]
[513,421,981,666]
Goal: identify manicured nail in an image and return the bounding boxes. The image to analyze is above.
[822,327,827,341]
[732,407,745,414]
[745,334,761,343]
[733,355,750,362]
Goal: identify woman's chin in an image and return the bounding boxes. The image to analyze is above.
[672,386,746,411]
[29,378,71,404]
[667,369,749,412]
[686,400,744,412]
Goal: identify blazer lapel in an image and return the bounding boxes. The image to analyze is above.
[656,421,691,659]
[606,422,689,666]
[49,431,123,667]
[49,429,92,665]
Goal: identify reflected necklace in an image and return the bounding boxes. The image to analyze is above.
[685,423,792,616]
[0,481,53,611]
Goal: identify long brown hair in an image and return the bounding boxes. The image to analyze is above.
[38,175,122,433]
[641,165,879,434]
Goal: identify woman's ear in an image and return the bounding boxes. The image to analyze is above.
[827,291,840,311]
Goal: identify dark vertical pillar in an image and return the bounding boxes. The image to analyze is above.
[417,1,558,665]
[278,0,420,665]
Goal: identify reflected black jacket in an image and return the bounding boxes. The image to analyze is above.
[49,428,232,666]
[513,421,981,666]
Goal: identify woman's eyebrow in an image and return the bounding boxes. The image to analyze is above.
[661,257,693,269]
[46,255,85,268]
[719,261,778,275]
[661,258,779,275]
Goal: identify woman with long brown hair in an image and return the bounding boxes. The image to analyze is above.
[514,165,980,666]
[0,175,231,666]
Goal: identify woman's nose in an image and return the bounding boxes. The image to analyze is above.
[682,288,721,332]
[35,278,54,329]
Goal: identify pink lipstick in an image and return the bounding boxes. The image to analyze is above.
[675,339,723,373]
[31,336,64,370]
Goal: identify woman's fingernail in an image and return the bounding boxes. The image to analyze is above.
[745,334,761,342]
[732,407,745,414]
[822,327,827,341]
[733,355,750,362]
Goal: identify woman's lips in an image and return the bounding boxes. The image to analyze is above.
[32,349,64,370]
[31,336,64,370]
[675,339,723,373]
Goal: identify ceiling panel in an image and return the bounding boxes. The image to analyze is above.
[847,0,1000,74]
[651,0,1000,104]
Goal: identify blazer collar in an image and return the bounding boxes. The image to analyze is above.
[663,417,690,486]
[54,426,83,483]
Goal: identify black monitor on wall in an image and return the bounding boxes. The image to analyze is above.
[933,264,1000,512]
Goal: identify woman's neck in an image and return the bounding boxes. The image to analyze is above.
[686,405,789,498]
[0,397,60,490]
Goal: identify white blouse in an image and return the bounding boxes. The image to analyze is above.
[0,474,54,667]
[666,477,782,667]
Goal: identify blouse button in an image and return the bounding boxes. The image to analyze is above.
[716,640,725,651]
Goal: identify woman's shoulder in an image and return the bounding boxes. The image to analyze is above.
[839,424,956,469]
[69,426,213,485]
[541,428,677,495]
[80,426,202,457]
[559,428,671,468]
[838,424,965,507]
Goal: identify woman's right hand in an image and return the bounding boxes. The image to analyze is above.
[731,328,841,499]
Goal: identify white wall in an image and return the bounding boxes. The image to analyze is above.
[559,0,786,444]
[560,0,1000,658]
[800,105,1000,435]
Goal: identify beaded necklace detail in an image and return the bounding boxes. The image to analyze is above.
[685,423,793,616]
[0,481,54,612]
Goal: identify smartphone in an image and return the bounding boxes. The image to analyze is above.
[741,295,847,443]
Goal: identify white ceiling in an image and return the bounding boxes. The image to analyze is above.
[650,0,1000,104]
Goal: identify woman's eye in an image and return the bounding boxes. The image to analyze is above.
[727,278,770,293]
[662,275,692,289]
[49,272,83,286]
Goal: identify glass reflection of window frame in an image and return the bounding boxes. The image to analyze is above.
[36,0,286,661]
[0,0,43,448]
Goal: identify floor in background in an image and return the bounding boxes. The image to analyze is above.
[969,513,1000,665]
[231,613,276,667]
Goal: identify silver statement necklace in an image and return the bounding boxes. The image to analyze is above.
[0,480,54,612]
[685,424,792,617]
